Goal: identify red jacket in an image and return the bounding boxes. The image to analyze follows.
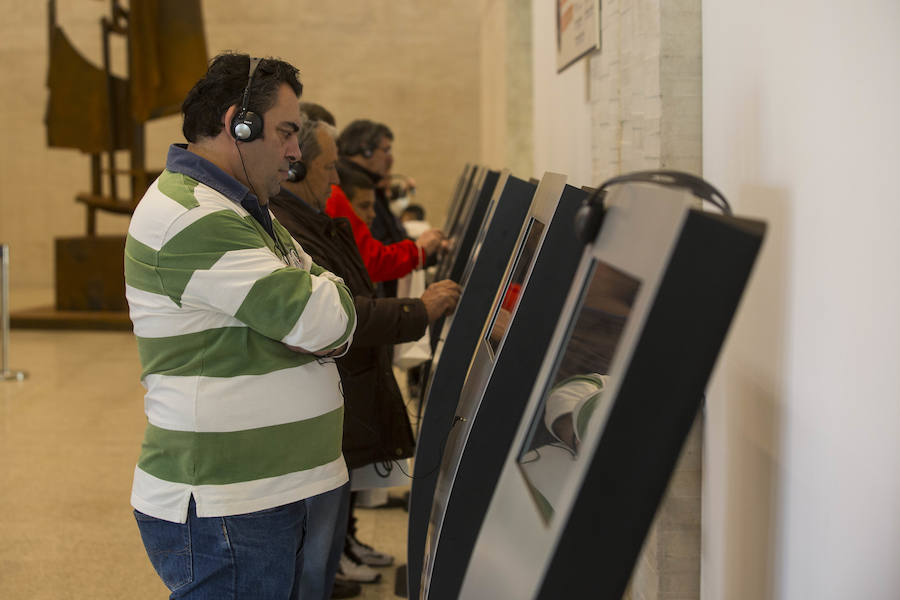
[326,185,423,283]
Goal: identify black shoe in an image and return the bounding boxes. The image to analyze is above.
[331,578,362,599]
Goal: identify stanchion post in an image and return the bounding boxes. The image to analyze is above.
[1,243,28,381]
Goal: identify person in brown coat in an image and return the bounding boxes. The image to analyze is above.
[270,116,459,599]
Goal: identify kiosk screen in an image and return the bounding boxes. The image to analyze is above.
[517,260,640,524]
[485,218,546,356]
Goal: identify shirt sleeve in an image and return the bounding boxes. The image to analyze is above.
[155,208,356,353]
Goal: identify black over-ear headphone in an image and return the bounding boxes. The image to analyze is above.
[287,160,307,182]
[231,57,264,142]
[573,170,733,245]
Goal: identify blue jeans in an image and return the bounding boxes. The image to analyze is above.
[134,497,307,599]
[298,482,352,600]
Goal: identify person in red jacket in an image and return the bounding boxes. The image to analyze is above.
[327,120,444,290]
[326,166,443,283]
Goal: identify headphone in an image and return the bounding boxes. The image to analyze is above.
[573,170,733,245]
[286,160,307,182]
[231,57,264,142]
[574,188,606,245]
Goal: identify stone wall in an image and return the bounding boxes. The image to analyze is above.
[590,0,701,178]
[588,1,703,598]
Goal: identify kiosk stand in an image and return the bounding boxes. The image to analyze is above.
[457,172,765,600]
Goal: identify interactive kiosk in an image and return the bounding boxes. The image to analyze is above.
[457,172,765,600]
[439,164,475,237]
[412,167,500,416]
[407,171,536,598]
[435,167,501,285]
[420,173,589,599]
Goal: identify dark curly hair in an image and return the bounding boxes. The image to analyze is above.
[181,52,303,142]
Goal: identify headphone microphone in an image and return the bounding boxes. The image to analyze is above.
[231,57,264,142]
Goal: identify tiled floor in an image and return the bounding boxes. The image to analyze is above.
[0,289,411,599]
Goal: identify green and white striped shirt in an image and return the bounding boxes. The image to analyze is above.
[126,145,356,523]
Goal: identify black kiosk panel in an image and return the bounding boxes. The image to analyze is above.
[424,167,499,364]
[440,164,475,235]
[420,174,589,600]
[408,171,536,599]
[435,165,483,282]
[458,178,765,600]
[441,169,501,284]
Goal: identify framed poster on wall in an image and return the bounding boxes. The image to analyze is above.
[556,0,601,73]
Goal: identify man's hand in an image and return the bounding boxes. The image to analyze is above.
[420,279,461,322]
[415,228,444,256]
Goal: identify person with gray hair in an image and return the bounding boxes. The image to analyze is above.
[271,116,460,599]
[332,119,445,297]
[300,101,337,127]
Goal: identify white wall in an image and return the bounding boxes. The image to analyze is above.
[702,2,900,598]
[531,0,593,188]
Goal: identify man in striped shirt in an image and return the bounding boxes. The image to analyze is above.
[125,53,357,599]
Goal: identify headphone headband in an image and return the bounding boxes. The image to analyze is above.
[232,57,264,142]
[238,58,262,116]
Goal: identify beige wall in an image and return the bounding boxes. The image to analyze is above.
[479,0,533,180]
[1,0,482,290]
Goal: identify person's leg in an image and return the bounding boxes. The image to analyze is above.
[346,491,358,539]
[345,489,394,567]
[336,479,380,584]
[297,482,351,600]
[329,482,353,580]
[224,500,307,600]
[134,497,307,599]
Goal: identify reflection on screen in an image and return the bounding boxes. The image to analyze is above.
[516,260,640,523]
[485,219,545,355]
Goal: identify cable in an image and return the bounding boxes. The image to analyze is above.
[576,169,733,245]
[339,373,462,482]
[235,140,294,262]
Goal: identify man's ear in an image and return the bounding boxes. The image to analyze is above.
[222,104,241,141]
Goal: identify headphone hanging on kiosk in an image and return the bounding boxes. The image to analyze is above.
[231,57,264,142]
[286,160,307,182]
[574,188,607,245]
[574,169,733,245]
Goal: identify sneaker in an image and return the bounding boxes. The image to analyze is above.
[347,533,395,567]
[330,578,361,599]
[337,550,381,583]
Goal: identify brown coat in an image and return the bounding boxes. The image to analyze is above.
[271,188,427,468]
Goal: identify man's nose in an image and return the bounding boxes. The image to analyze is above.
[286,140,301,163]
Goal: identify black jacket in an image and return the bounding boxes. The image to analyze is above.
[271,188,428,468]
